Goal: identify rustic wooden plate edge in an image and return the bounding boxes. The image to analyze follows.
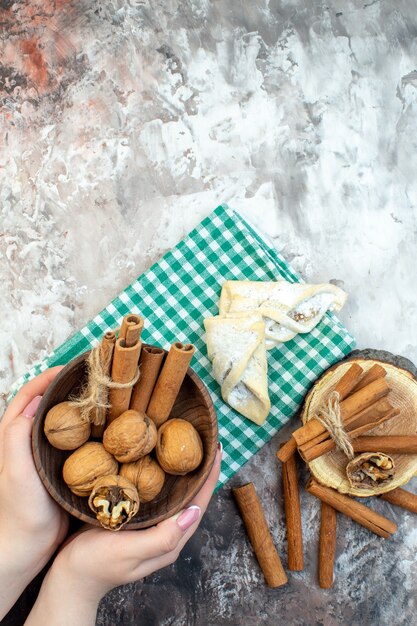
[300,351,417,498]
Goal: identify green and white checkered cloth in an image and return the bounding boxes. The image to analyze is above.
[11,205,355,488]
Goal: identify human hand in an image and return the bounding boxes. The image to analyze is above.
[26,445,222,626]
[0,368,69,619]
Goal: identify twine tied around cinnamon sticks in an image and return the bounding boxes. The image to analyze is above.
[70,344,140,426]
[315,391,355,460]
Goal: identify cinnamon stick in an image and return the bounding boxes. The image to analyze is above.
[319,502,337,588]
[91,331,116,437]
[340,377,390,422]
[353,435,417,455]
[130,346,165,413]
[351,363,387,393]
[147,342,195,428]
[293,378,390,448]
[381,487,417,514]
[233,483,288,588]
[277,438,297,463]
[306,478,397,538]
[343,397,394,432]
[277,364,364,463]
[119,314,143,347]
[332,363,364,400]
[300,407,400,462]
[279,448,304,571]
[108,319,143,423]
[343,408,400,438]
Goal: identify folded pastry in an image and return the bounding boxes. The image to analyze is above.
[219,280,347,349]
[204,314,270,425]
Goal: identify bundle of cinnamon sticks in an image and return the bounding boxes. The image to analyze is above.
[278,363,401,464]
[89,313,195,432]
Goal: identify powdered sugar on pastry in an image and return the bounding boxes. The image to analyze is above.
[204,279,347,424]
[219,280,347,348]
[204,314,270,425]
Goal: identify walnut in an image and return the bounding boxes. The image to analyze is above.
[103,410,157,463]
[44,401,91,450]
[346,452,395,489]
[120,455,165,502]
[88,474,139,531]
[62,442,118,496]
[156,418,203,475]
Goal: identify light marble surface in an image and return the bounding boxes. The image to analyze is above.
[1,1,417,625]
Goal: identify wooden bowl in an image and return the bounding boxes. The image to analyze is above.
[302,356,417,497]
[32,349,218,529]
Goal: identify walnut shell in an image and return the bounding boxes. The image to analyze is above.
[120,455,165,502]
[103,410,157,463]
[156,418,203,475]
[346,452,395,490]
[63,442,118,496]
[88,474,139,531]
[44,401,91,450]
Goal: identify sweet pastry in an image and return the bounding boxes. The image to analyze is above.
[204,314,270,425]
[219,280,347,348]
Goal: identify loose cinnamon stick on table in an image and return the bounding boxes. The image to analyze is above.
[147,342,195,428]
[91,331,116,438]
[279,447,304,571]
[319,502,337,588]
[381,488,417,514]
[233,483,288,588]
[352,435,417,455]
[293,377,390,448]
[277,364,364,464]
[130,346,165,413]
[108,316,143,423]
[306,478,397,538]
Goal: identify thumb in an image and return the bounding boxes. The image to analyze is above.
[1,396,42,476]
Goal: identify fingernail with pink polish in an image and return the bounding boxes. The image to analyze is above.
[176,505,201,532]
[23,396,42,418]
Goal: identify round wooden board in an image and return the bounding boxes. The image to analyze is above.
[301,350,417,497]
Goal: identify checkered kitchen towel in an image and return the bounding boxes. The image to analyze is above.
[11,205,355,488]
